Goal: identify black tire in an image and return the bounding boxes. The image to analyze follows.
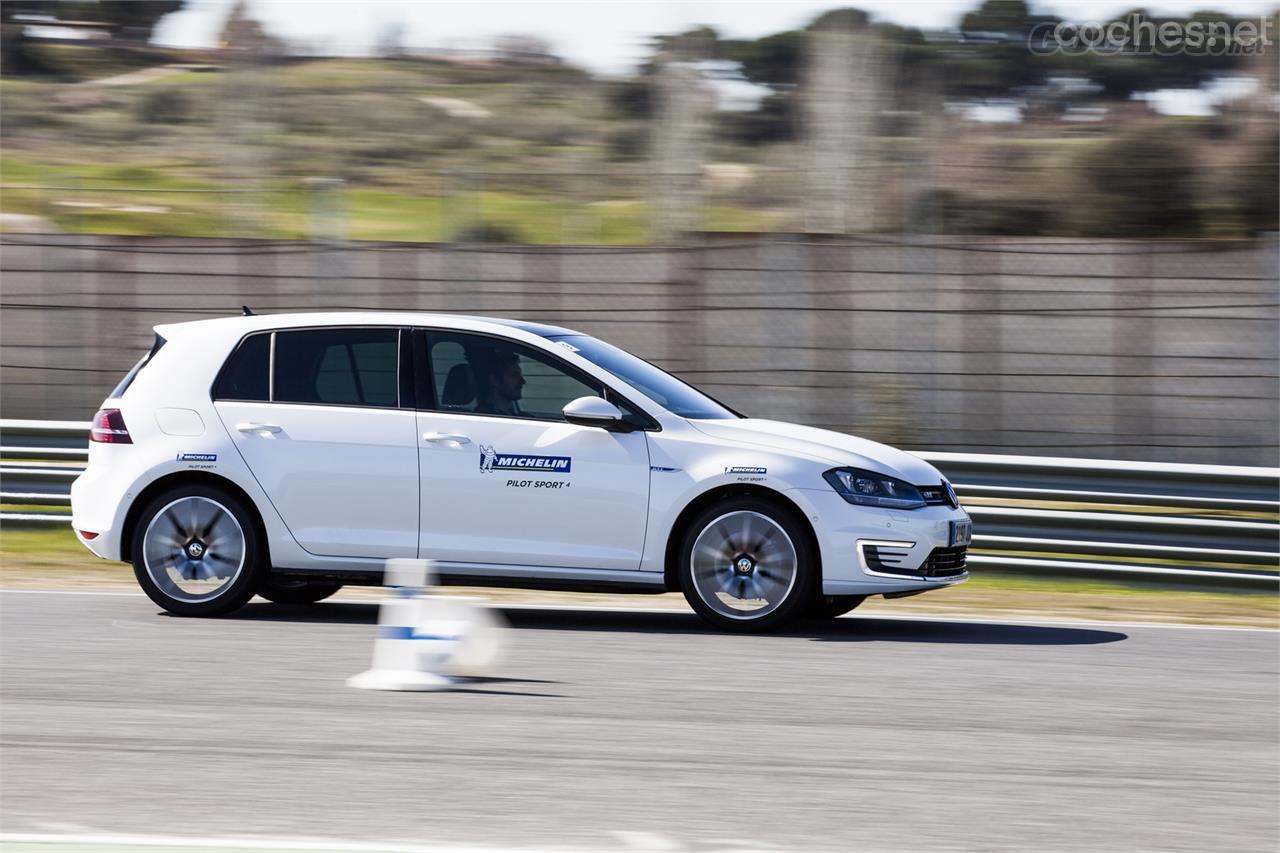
[678,496,816,632]
[804,594,866,620]
[130,483,267,617]
[257,577,343,605]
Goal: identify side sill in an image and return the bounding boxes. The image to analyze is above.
[272,562,668,595]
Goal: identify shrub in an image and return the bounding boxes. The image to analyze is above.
[606,127,648,162]
[1075,128,1202,237]
[1235,130,1279,233]
[136,87,190,124]
[453,221,523,243]
[908,188,1058,236]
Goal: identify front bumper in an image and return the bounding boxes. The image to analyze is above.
[786,487,971,596]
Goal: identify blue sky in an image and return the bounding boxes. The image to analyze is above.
[154,0,1278,74]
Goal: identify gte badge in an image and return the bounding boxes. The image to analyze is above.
[479,445,571,474]
[177,453,217,462]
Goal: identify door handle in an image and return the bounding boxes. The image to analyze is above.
[236,422,282,435]
[422,432,471,445]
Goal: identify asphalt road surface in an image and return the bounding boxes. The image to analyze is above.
[2,590,1277,853]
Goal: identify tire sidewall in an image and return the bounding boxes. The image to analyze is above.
[131,484,266,617]
[678,496,816,632]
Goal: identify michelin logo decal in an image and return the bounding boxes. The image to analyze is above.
[479,445,571,474]
[178,453,217,462]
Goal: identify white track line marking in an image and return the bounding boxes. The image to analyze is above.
[0,832,608,853]
[2,588,1275,633]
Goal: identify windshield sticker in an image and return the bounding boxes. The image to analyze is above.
[726,466,767,475]
[178,453,217,462]
[480,445,572,474]
[554,340,581,353]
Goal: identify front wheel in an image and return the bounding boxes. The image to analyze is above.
[131,485,266,617]
[678,497,816,632]
[257,577,343,605]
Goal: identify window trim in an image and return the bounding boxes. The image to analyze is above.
[211,325,411,413]
[416,327,661,431]
[267,331,276,402]
[399,330,418,410]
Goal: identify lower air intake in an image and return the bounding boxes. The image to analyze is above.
[862,544,967,579]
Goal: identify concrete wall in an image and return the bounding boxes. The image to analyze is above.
[2,233,1276,466]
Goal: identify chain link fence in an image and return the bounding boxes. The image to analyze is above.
[1,232,1276,466]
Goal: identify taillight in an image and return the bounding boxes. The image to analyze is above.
[90,408,132,444]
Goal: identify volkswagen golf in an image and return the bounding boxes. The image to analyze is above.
[71,312,971,631]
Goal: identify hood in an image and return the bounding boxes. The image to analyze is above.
[689,418,942,485]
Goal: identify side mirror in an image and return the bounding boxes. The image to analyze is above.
[563,396,629,431]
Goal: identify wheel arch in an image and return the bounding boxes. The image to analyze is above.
[119,471,270,564]
[662,484,822,592]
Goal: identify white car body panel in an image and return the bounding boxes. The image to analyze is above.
[415,410,650,570]
[70,311,970,600]
[214,401,419,559]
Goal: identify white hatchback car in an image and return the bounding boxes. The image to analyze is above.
[71,312,970,631]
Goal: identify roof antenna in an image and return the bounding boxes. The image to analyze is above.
[241,305,256,316]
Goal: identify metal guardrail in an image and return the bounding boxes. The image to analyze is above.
[2,419,1277,589]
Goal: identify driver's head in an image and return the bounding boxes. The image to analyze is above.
[486,349,524,403]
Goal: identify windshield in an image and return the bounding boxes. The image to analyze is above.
[548,335,739,420]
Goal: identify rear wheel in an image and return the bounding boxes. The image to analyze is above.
[257,577,343,605]
[131,484,266,617]
[804,594,866,620]
[678,497,815,632]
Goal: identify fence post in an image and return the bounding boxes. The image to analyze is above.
[1113,241,1155,462]
[1264,231,1280,468]
[962,237,1004,452]
[307,177,348,307]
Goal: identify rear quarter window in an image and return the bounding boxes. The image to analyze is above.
[212,333,270,401]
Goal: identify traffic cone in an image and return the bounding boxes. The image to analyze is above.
[346,559,506,691]
[430,595,507,678]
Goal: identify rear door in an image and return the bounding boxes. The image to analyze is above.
[415,329,651,570]
[213,326,419,559]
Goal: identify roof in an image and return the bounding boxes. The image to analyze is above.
[154,311,583,340]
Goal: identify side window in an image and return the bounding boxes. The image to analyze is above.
[212,333,269,401]
[426,332,602,422]
[274,328,399,408]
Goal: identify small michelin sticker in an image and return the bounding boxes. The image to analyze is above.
[177,453,217,462]
[726,466,767,475]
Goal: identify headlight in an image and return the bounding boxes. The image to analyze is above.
[822,468,926,509]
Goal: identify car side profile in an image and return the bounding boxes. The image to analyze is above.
[70,312,971,631]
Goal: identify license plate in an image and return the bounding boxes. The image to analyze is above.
[950,519,972,547]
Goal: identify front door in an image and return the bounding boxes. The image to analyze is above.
[416,330,650,570]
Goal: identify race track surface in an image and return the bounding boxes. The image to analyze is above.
[2,590,1277,853]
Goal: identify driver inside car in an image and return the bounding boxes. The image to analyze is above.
[474,349,525,416]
